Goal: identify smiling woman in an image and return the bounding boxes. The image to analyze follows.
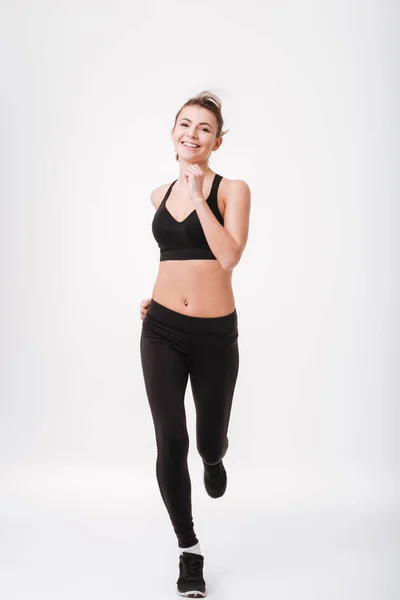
[138,90,251,598]
[148,94,251,312]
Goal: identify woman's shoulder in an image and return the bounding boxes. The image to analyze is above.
[150,181,174,210]
[220,176,251,208]
[220,175,250,189]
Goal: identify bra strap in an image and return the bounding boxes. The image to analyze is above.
[208,174,222,207]
[161,179,178,206]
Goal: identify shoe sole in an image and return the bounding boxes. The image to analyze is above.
[176,589,207,598]
[204,483,226,498]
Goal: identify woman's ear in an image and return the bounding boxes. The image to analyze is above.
[213,137,223,151]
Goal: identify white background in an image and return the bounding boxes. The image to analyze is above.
[1,1,398,598]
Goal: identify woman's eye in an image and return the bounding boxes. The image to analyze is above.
[180,123,210,133]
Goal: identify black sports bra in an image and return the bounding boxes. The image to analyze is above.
[152,173,224,261]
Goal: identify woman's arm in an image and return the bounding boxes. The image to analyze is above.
[193,179,251,270]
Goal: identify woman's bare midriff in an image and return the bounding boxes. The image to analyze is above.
[151,260,235,317]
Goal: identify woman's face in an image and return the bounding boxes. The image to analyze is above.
[171,104,221,162]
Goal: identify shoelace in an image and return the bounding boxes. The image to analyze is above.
[181,555,203,578]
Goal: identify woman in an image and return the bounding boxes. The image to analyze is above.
[139,90,251,598]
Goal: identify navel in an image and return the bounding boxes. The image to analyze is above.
[183,296,188,307]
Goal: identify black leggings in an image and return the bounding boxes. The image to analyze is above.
[140,298,239,548]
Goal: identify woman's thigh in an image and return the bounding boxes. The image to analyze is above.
[188,333,239,461]
[140,319,190,435]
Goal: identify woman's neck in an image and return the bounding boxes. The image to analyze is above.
[176,159,214,185]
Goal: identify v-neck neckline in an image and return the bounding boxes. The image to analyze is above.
[164,174,217,224]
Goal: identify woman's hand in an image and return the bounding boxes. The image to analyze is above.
[185,164,206,202]
[140,298,151,320]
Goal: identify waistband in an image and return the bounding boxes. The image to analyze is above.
[146,299,238,334]
[160,248,217,261]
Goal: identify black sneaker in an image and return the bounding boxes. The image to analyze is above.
[176,552,207,598]
[203,460,227,498]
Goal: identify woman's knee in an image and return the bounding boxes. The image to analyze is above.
[197,436,229,465]
[157,427,190,461]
